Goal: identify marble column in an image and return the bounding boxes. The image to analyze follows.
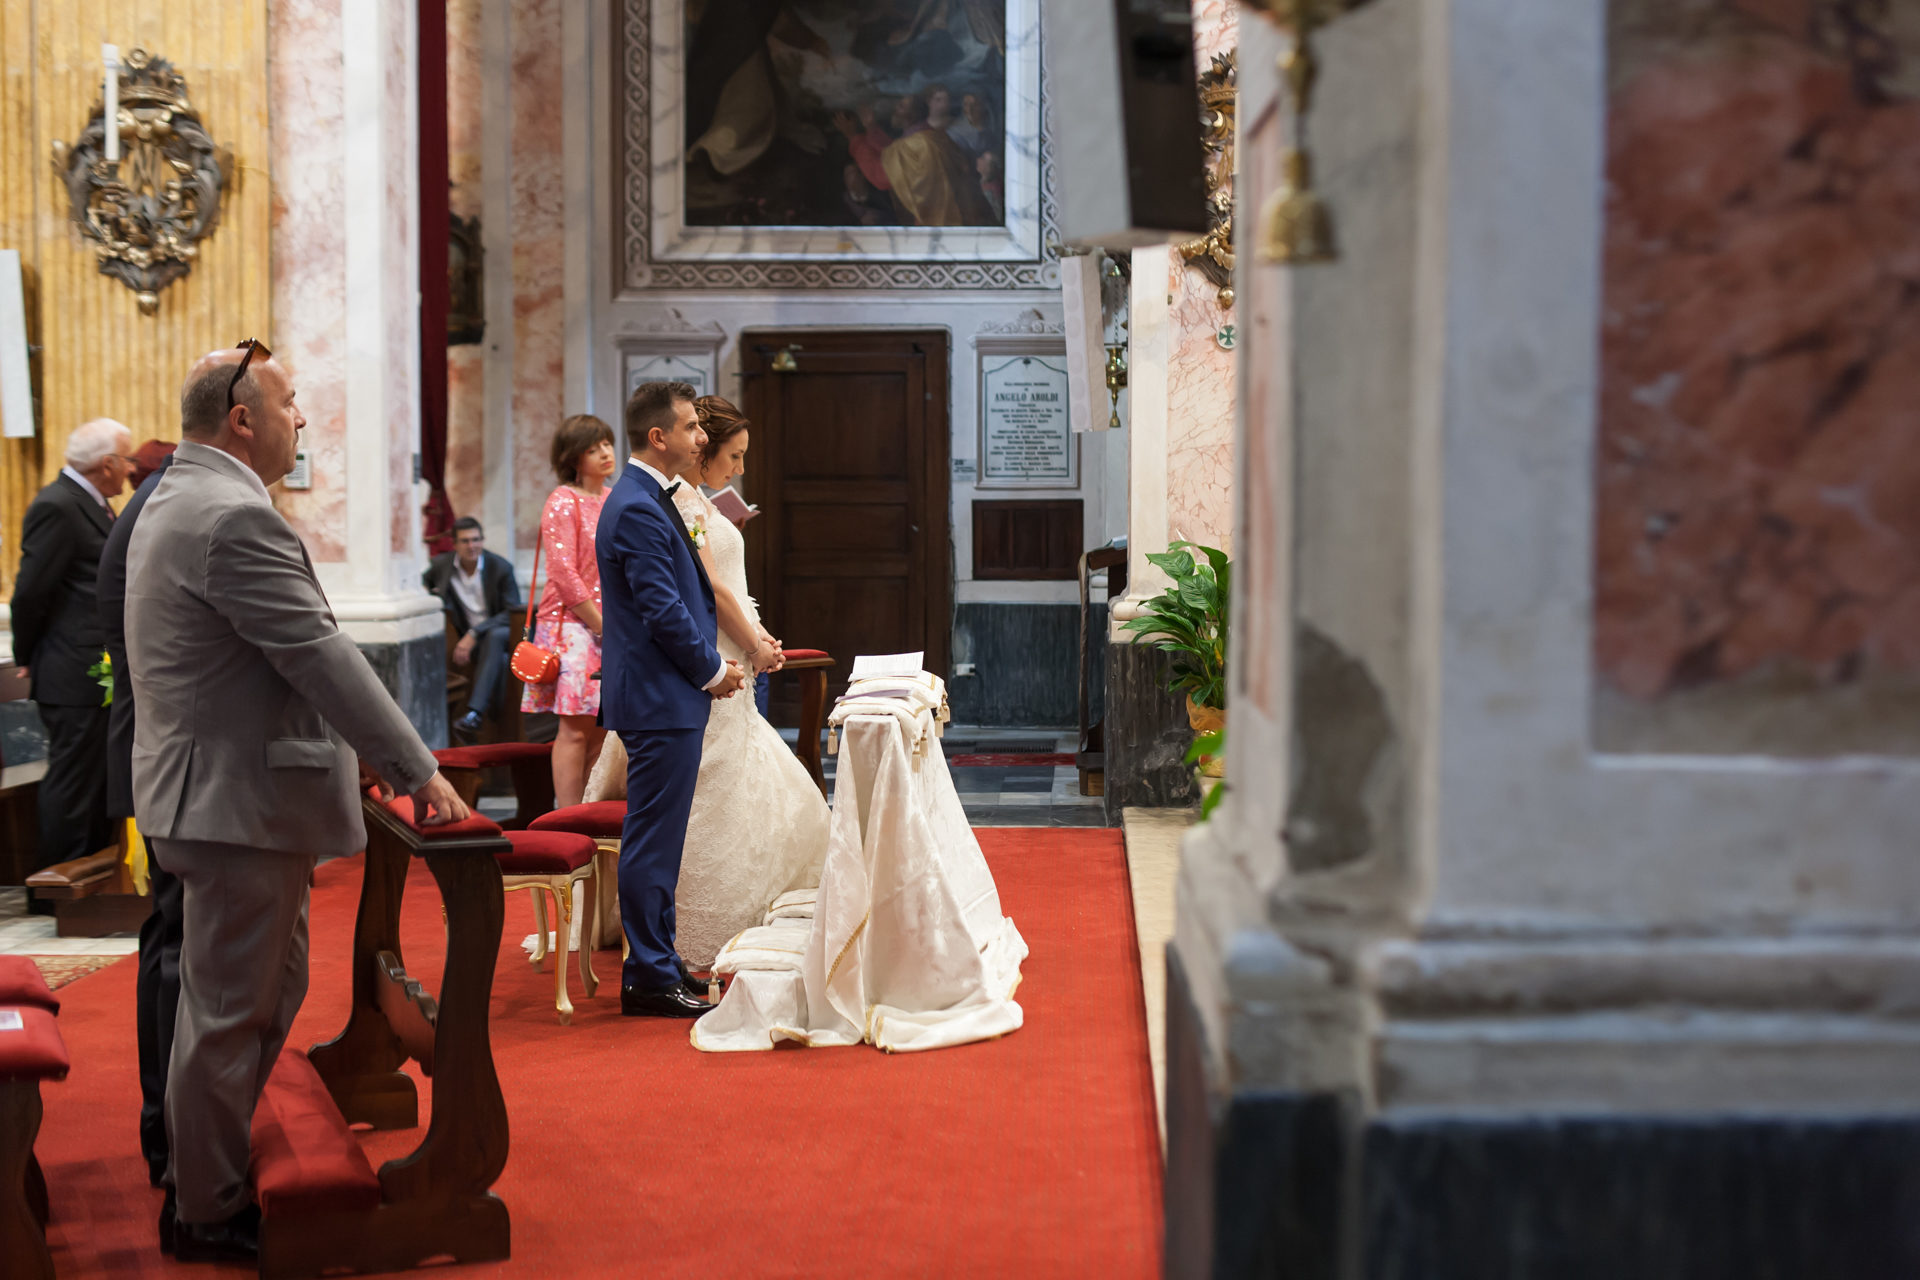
[272,0,447,745]
[1167,1,1920,1275]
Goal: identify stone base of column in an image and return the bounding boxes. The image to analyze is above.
[328,590,450,750]
[1165,944,1920,1280]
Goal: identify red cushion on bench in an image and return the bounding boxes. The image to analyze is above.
[250,1049,381,1217]
[379,795,503,840]
[527,801,626,840]
[0,957,59,1014]
[780,648,829,661]
[0,1006,68,1081]
[497,830,597,875]
[433,741,553,770]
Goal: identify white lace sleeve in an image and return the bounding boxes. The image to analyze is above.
[671,483,708,529]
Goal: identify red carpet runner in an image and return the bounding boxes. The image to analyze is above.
[36,829,1162,1278]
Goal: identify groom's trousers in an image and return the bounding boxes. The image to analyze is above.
[617,726,703,990]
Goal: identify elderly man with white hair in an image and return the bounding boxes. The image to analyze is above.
[10,416,135,882]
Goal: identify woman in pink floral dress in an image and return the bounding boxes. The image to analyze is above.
[523,414,617,807]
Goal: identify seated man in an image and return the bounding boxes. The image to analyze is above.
[422,517,522,734]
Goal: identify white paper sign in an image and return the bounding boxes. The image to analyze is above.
[979,355,1075,488]
[0,250,33,440]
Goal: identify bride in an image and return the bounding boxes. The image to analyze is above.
[584,395,828,967]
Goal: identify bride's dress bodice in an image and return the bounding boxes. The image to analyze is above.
[676,486,758,661]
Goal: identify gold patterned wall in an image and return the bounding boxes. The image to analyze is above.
[0,0,270,595]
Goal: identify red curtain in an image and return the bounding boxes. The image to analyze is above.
[418,0,454,558]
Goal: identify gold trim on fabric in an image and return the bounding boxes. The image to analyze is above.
[825,913,870,987]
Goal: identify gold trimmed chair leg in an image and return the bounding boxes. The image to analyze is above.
[576,866,600,998]
[550,883,574,1024]
[529,886,550,964]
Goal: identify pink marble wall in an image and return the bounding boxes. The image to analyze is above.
[1166,0,1238,555]
[511,0,566,550]
[268,0,349,563]
[444,0,488,525]
[386,0,417,555]
[1595,2,1920,699]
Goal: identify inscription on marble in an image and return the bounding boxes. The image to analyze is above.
[979,355,1074,488]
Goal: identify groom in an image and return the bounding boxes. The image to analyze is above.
[599,380,749,1018]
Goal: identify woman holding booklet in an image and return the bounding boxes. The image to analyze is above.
[584,395,827,966]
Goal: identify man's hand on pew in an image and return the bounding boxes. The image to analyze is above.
[357,757,395,802]
[412,772,472,826]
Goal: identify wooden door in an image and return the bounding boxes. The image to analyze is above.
[741,330,951,710]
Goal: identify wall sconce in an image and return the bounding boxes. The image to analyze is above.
[770,346,800,373]
[1104,343,1129,429]
[1244,0,1375,265]
[1178,51,1237,308]
[50,48,232,314]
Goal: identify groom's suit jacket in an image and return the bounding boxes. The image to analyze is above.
[596,460,722,733]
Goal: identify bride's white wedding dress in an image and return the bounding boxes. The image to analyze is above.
[581,484,828,967]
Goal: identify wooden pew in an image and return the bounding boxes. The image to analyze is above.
[251,793,511,1280]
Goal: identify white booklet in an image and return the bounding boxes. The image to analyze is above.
[850,652,925,681]
[709,485,759,523]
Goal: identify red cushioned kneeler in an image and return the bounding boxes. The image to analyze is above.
[781,648,829,661]
[0,1006,68,1081]
[432,741,552,771]
[497,830,597,876]
[0,959,58,1015]
[250,1050,381,1217]
[376,791,504,841]
[527,801,627,840]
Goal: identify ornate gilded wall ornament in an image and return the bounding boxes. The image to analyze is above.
[1245,0,1377,264]
[50,49,232,315]
[1179,51,1238,308]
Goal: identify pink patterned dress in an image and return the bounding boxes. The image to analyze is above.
[521,485,606,717]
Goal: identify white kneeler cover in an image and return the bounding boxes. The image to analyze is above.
[692,713,1027,1053]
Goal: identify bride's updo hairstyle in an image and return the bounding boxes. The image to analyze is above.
[549,413,615,484]
[693,395,751,464]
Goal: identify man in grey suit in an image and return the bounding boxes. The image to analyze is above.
[126,342,470,1263]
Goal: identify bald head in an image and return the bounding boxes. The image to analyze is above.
[177,346,306,486]
[181,349,254,440]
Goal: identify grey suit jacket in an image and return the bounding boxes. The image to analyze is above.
[125,442,439,857]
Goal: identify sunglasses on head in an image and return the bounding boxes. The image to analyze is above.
[227,338,271,410]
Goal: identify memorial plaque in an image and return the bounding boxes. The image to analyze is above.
[978,354,1076,489]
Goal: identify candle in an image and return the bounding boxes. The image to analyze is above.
[102,44,118,163]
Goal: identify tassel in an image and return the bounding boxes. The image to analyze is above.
[827,727,838,754]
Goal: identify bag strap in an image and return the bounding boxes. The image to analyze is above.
[523,529,542,636]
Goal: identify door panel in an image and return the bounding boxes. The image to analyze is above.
[743,331,951,712]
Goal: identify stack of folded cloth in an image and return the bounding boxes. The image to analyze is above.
[826,671,950,757]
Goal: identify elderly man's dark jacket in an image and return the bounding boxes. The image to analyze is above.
[421,547,521,634]
[11,472,113,707]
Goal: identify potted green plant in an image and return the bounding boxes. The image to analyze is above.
[1118,541,1229,776]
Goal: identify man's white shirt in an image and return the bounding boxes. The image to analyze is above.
[449,560,488,632]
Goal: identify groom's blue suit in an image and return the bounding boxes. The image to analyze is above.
[597,459,723,990]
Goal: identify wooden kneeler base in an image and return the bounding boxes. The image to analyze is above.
[261,795,513,1280]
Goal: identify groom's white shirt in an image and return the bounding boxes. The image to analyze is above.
[627,456,728,691]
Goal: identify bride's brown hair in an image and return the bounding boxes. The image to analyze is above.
[693,395,750,464]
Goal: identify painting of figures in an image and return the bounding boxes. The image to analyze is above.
[683,0,1008,229]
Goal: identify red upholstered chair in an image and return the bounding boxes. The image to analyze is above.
[432,741,554,830]
[0,1002,69,1280]
[776,648,835,797]
[529,802,627,962]
[498,828,602,1023]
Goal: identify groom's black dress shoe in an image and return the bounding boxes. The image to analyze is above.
[171,1202,261,1263]
[622,983,712,1018]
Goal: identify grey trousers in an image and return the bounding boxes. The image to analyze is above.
[154,838,316,1224]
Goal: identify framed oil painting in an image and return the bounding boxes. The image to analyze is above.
[648,0,1042,263]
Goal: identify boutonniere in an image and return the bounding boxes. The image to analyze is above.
[687,520,708,551]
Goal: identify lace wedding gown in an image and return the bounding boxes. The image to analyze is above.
[582,485,828,967]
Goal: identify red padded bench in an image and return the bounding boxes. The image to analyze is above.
[432,741,554,829]
[0,957,67,1280]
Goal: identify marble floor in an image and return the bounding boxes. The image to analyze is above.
[0,887,141,956]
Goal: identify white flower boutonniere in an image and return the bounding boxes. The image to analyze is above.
[687,520,708,551]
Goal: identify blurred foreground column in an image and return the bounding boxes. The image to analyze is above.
[1168,1,1920,1275]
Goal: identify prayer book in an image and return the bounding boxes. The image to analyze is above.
[709,486,758,523]
[851,652,925,681]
